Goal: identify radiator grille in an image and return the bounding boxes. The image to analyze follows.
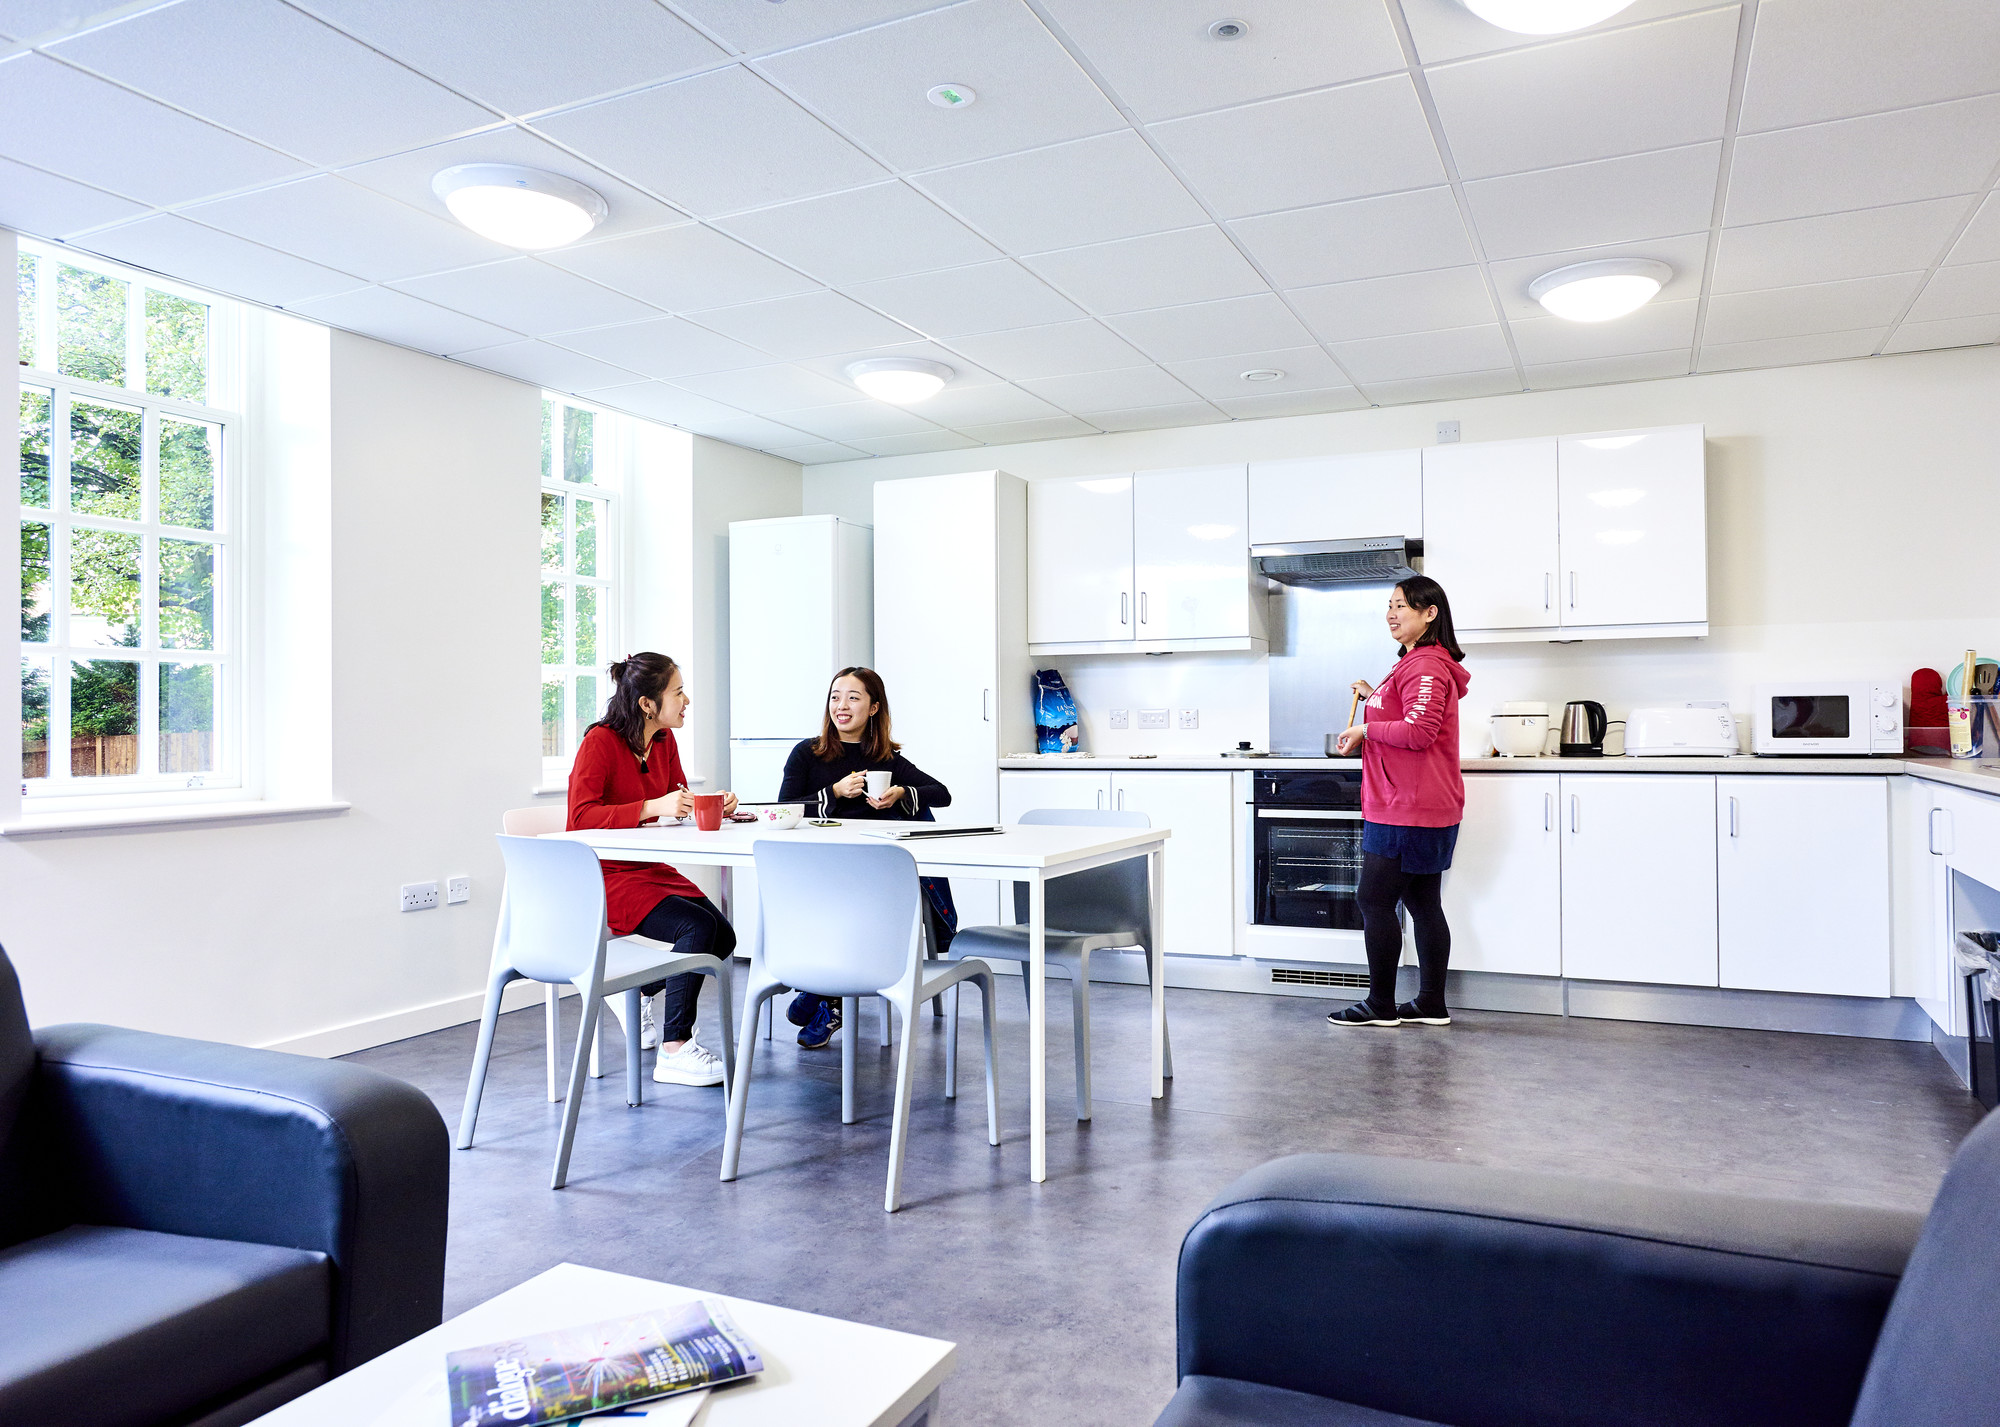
[1271,968,1371,989]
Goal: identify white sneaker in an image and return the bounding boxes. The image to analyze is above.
[653,1039,725,1087]
[604,995,661,1051]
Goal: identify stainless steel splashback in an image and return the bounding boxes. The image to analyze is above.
[1266,579,1401,757]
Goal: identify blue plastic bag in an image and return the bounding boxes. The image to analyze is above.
[1034,669,1081,754]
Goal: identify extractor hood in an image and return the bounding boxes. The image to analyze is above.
[1252,537,1421,586]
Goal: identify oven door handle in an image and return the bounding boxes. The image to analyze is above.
[1255,809,1364,820]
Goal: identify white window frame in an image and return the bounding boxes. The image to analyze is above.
[540,394,621,782]
[16,239,247,808]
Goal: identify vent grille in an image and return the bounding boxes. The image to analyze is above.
[1271,968,1371,989]
[1255,546,1418,586]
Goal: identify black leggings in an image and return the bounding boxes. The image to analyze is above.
[1357,852,1451,1013]
[633,894,736,1042]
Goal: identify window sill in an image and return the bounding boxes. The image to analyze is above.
[1,799,352,837]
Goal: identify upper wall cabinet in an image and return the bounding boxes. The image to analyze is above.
[1247,451,1423,546]
[1421,437,1562,635]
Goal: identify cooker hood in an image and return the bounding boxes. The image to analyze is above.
[1253,537,1421,586]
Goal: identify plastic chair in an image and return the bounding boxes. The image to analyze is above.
[458,834,735,1189]
[720,840,999,1212]
[947,808,1173,1122]
[499,805,575,1101]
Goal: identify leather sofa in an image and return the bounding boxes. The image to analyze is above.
[0,944,450,1427]
[1159,1109,2000,1426]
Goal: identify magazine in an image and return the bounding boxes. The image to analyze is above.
[447,1301,763,1425]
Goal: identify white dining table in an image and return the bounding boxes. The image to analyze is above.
[548,819,1170,1184]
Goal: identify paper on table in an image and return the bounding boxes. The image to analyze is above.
[581,1388,709,1425]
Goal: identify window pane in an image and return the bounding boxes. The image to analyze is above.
[540,491,564,571]
[159,662,215,774]
[57,264,127,386]
[541,399,554,482]
[574,674,598,737]
[145,290,208,401]
[69,399,143,518]
[23,654,52,779]
[159,538,215,650]
[574,496,600,576]
[68,528,141,647]
[20,520,50,643]
[541,582,564,665]
[563,406,594,484]
[542,678,562,757]
[70,659,138,777]
[159,418,217,530]
[574,584,598,667]
[20,387,52,507]
[17,254,35,370]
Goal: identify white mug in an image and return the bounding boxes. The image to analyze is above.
[864,769,893,800]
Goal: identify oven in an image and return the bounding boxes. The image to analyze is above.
[1253,769,1366,930]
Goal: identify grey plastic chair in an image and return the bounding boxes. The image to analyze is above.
[947,807,1173,1123]
[458,834,736,1190]
[721,839,1000,1212]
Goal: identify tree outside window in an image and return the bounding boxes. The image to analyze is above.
[541,397,617,774]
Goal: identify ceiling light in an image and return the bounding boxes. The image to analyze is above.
[1208,18,1248,39]
[847,358,954,404]
[432,164,606,250]
[1459,1,1637,33]
[1240,368,1285,382]
[1528,258,1672,322]
[927,83,976,108]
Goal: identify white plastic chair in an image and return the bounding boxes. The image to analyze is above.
[458,834,735,1189]
[946,808,1173,1122]
[720,839,999,1212]
[499,805,575,1101]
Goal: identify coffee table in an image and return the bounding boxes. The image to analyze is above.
[248,1263,954,1426]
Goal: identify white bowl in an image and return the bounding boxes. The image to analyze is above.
[757,804,803,830]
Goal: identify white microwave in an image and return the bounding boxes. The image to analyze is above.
[1750,682,1902,756]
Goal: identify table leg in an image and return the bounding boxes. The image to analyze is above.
[1028,874,1046,1184]
[1150,845,1167,1100]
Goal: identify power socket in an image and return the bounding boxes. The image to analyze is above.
[445,875,471,905]
[1108,708,1130,729]
[1138,708,1169,730]
[400,881,439,913]
[1177,708,1199,729]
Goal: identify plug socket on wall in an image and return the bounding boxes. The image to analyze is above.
[400,881,439,912]
[1107,708,1130,729]
[1178,709,1199,729]
[445,875,471,905]
[1138,708,1169,730]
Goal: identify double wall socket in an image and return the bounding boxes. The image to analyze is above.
[1138,708,1170,729]
[400,881,439,913]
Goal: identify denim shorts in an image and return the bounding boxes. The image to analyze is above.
[1360,821,1460,874]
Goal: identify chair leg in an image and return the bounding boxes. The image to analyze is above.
[764,994,773,1040]
[624,988,643,1108]
[884,989,921,1213]
[841,996,859,1125]
[1071,955,1093,1123]
[552,985,603,1190]
[721,977,781,1183]
[976,970,1000,1147]
[880,993,892,1048]
[944,981,959,1100]
[710,959,736,1091]
[456,969,516,1150]
[544,984,560,1103]
[589,1006,604,1080]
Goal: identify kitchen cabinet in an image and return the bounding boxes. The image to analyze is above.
[1443,774,1562,976]
[1560,774,1718,986]
[1248,450,1422,546]
[1923,784,2000,1038]
[1135,466,1252,642]
[1421,438,1561,634]
[1717,776,1890,997]
[1027,475,1134,645]
[999,770,1111,817]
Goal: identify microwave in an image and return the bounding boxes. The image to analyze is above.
[1750,682,1902,755]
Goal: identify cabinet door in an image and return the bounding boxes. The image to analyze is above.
[1422,439,1560,632]
[1112,772,1239,958]
[1717,776,1889,996]
[1558,426,1706,628]
[1442,774,1561,975]
[1000,770,1114,821]
[1028,475,1133,644]
[1561,774,1718,986]
[1248,450,1423,545]
[1134,465,1250,640]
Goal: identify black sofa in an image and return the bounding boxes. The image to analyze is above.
[0,944,450,1427]
[1160,1109,2000,1426]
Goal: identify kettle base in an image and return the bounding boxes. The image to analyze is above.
[1559,743,1605,757]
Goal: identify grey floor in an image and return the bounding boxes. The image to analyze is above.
[346,976,1983,1426]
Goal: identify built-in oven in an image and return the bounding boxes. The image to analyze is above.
[1253,769,1365,930]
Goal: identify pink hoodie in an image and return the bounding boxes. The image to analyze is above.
[1361,643,1471,827]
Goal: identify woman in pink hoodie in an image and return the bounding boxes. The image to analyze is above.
[1328,575,1471,1028]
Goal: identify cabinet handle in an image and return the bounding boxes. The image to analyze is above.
[1545,572,1553,610]
[1728,796,1740,838]
[1568,571,1577,609]
[1116,787,1126,810]
[1544,791,1553,831]
[1931,807,1953,855]
[1570,793,1579,833]
[982,688,992,722]
[1096,788,1104,810]
[1139,591,1149,625]
[1120,592,1129,626]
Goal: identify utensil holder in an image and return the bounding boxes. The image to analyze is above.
[1947,696,1998,759]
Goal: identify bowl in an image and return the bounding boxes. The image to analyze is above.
[1491,714,1549,758]
[757,804,803,830]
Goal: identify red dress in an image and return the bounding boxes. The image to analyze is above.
[566,723,703,936]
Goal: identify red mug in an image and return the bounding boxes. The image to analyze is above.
[691,793,725,831]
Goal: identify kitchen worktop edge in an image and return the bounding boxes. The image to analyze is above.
[1000,756,2000,788]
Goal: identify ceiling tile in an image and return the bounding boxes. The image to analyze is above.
[1327,323,1515,383]
[1212,385,1370,419]
[764,402,943,442]
[684,289,919,359]
[1231,187,1473,287]
[672,363,864,409]
[391,258,660,336]
[1022,226,1267,314]
[904,383,1066,426]
[49,0,495,167]
[1703,273,1923,344]
[295,0,726,116]
[1726,94,2000,226]
[0,53,303,207]
[756,0,1124,170]
[1021,366,1200,412]
[553,317,772,379]
[286,284,522,354]
[454,339,641,392]
[1104,292,1314,362]
[577,380,748,428]
[1739,0,2000,134]
[1524,349,1694,389]
[1358,368,1523,403]
[1463,143,1719,261]
[533,66,884,217]
[183,175,503,283]
[793,338,1007,390]
[952,415,1100,442]
[663,0,956,54]
[715,182,997,286]
[1711,199,1970,295]
[1161,347,1353,401]
[1904,259,2000,322]
[694,413,820,450]
[543,224,818,312]
[845,260,1082,337]
[1948,193,2000,265]
[1288,266,1496,343]
[770,441,871,464]
[0,155,147,238]
[1695,328,1882,372]
[850,431,986,456]
[1401,0,1721,67]
[1425,8,1739,180]
[1486,231,1710,319]
[1040,0,1406,122]
[75,215,362,307]
[943,319,1151,380]
[913,131,1208,254]
[1881,314,2000,353]
[1150,77,1445,219]
[0,2,108,41]
[1509,299,1698,365]
[1087,401,1231,432]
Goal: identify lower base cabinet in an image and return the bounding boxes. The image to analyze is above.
[1561,773,1719,987]
[1443,774,1561,976]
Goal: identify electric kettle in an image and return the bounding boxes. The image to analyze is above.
[1560,700,1608,757]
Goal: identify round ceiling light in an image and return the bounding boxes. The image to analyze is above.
[432,164,607,250]
[1240,368,1285,382]
[846,357,954,404]
[1459,0,1637,35]
[1528,258,1672,322]
[1208,18,1248,40]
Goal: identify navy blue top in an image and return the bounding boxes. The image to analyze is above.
[1362,820,1460,874]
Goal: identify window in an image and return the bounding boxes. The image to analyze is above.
[541,396,618,773]
[17,241,242,801]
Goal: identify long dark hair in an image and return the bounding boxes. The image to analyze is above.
[1394,576,1465,662]
[813,666,900,763]
[595,652,679,755]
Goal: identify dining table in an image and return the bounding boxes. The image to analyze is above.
[548,817,1170,1184]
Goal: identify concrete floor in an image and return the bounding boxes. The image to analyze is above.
[346,977,1983,1426]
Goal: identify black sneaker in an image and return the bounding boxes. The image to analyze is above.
[786,992,823,1027]
[1396,1000,1452,1026]
[798,998,842,1049]
[1326,1001,1401,1028]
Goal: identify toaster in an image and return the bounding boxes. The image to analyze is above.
[1625,703,1739,757]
